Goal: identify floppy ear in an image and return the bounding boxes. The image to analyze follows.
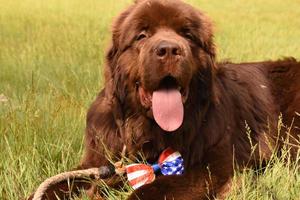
[189,11,218,102]
[104,6,135,109]
[106,8,132,70]
[194,11,216,60]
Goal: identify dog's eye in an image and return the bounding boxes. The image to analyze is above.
[136,32,147,41]
[181,28,194,41]
[183,32,194,41]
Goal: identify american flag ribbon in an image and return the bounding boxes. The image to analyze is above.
[126,164,156,189]
[126,148,184,189]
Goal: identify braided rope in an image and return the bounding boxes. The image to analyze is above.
[33,146,127,200]
[32,168,100,200]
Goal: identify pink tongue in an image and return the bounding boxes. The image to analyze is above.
[152,89,184,132]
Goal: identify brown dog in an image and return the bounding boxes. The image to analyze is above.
[29,0,300,199]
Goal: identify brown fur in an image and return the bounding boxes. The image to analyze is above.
[28,0,300,199]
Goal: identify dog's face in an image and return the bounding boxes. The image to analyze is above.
[107,0,215,132]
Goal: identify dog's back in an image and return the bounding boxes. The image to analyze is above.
[221,58,300,154]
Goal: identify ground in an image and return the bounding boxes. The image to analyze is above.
[0,0,300,199]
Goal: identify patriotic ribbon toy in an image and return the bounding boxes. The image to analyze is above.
[125,148,184,189]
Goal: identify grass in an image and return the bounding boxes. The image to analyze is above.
[0,0,300,199]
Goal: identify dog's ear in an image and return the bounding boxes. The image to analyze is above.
[105,2,138,73]
[194,11,216,60]
[105,6,135,106]
[189,11,217,101]
[106,8,131,69]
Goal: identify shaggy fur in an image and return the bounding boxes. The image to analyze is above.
[29,0,300,199]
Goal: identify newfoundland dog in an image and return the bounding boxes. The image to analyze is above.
[29,0,300,199]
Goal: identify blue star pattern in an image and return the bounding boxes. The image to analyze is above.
[161,157,184,175]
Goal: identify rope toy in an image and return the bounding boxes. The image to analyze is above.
[32,167,112,200]
[32,147,184,200]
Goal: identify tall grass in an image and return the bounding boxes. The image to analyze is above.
[0,0,299,199]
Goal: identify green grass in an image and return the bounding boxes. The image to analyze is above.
[0,0,300,199]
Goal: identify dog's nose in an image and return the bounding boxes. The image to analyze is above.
[155,41,182,58]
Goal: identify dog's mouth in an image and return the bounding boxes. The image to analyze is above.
[139,76,189,132]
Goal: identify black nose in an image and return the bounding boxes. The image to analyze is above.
[155,41,182,58]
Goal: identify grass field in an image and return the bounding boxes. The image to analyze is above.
[1,0,300,199]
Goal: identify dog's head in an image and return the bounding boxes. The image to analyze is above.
[106,0,216,132]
